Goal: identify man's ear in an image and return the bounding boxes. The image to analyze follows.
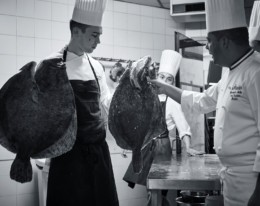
[71,27,81,38]
[221,36,229,49]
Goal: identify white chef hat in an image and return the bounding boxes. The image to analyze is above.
[158,50,182,77]
[249,1,260,43]
[205,0,247,33]
[72,0,107,27]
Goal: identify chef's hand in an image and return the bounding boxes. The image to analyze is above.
[186,148,205,156]
[147,76,166,95]
[248,174,260,206]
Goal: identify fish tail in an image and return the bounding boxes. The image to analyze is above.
[132,150,143,173]
[10,154,32,183]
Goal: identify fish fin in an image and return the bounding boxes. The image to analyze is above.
[132,149,143,173]
[10,154,32,183]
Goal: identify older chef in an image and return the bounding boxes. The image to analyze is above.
[39,0,119,206]
[148,0,260,205]
[123,50,203,206]
[249,0,260,52]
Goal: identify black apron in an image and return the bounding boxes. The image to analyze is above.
[46,49,119,206]
[123,97,172,187]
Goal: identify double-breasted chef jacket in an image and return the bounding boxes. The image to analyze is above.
[181,49,260,206]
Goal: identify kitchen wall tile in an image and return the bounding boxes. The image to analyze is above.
[0,55,17,75]
[114,12,127,30]
[0,161,12,176]
[114,29,127,47]
[165,35,175,50]
[164,9,172,20]
[153,18,165,34]
[0,15,16,35]
[92,44,113,58]
[17,193,38,206]
[35,38,52,58]
[0,196,16,206]
[127,31,141,48]
[103,11,114,28]
[17,56,36,69]
[165,19,179,35]
[127,3,140,15]
[35,0,52,20]
[106,0,114,11]
[152,7,166,19]
[100,28,113,45]
[17,0,34,18]
[140,49,153,58]
[52,3,68,22]
[17,169,38,195]
[51,39,67,52]
[68,5,74,20]
[141,33,153,49]
[17,37,34,56]
[140,5,153,17]
[140,16,153,33]
[153,49,163,62]
[67,0,75,5]
[114,46,129,60]
[127,14,140,31]
[114,1,127,13]
[0,35,16,55]
[52,0,67,4]
[52,21,70,41]
[0,177,17,196]
[35,19,52,39]
[153,34,165,50]
[127,47,141,59]
[17,17,35,37]
[0,0,16,16]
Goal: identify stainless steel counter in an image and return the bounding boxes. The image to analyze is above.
[147,153,222,206]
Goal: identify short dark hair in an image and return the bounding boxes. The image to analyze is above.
[69,20,90,33]
[210,27,249,46]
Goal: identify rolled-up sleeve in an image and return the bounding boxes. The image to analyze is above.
[181,83,219,115]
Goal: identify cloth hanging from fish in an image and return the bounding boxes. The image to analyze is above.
[0,59,77,183]
[108,56,167,173]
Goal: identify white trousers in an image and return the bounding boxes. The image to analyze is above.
[219,165,258,206]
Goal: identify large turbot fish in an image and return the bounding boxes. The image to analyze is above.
[108,56,167,173]
[0,59,77,183]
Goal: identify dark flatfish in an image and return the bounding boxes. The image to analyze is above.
[108,56,167,173]
[0,59,77,183]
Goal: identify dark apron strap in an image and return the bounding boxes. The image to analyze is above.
[62,48,100,92]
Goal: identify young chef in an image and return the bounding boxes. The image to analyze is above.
[148,0,260,205]
[38,0,119,205]
[123,50,204,206]
[249,0,260,52]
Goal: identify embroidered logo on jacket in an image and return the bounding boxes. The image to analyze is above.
[229,85,242,100]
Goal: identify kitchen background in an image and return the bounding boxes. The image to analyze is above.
[0,0,255,206]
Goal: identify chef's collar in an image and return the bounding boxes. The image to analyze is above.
[230,49,254,70]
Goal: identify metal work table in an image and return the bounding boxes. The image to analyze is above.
[147,153,222,206]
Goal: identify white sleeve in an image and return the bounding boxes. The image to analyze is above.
[99,69,112,120]
[166,99,191,139]
[181,82,219,115]
[248,69,260,172]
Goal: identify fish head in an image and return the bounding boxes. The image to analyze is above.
[129,55,152,90]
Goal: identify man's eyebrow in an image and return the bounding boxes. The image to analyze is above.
[92,32,101,35]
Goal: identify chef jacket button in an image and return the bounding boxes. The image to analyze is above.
[219,126,223,129]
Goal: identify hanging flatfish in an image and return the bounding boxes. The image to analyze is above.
[108,56,167,173]
[0,58,77,183]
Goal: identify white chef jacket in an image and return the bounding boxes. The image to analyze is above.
[181,49,260,206]
[159,94,191,139]
[44,48,112,117]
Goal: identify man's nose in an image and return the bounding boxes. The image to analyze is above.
[205,43,209,50]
